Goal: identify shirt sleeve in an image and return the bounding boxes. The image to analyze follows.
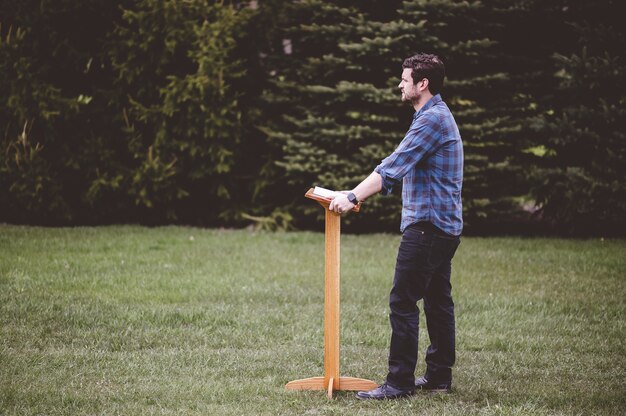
[375,113,441,195]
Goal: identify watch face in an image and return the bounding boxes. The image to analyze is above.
[348,193,357,204]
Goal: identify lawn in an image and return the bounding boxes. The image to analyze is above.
[1,225,624,415]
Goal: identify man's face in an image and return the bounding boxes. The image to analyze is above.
[398,68,421,102]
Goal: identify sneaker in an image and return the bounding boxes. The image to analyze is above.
[414,376,451,393]
[356,382,415,400]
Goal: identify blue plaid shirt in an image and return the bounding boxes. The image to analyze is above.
[374,94,463,236]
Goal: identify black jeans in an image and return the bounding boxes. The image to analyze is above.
[385,223,460,389]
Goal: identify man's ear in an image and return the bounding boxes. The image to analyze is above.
[420,78,429,92]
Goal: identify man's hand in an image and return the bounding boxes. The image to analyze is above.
[329,193,355,214]
[326,171,382,214]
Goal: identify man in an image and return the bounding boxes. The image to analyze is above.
[328,53,463,399]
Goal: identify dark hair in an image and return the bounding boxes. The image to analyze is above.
[402,53,445,95]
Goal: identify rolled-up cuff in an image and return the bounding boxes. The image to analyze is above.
[374,165,394,196]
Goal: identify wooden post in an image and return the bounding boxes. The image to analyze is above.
[324,208,340,391]
[285,189,377,399]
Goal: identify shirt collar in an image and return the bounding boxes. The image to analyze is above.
[413,94,442,119]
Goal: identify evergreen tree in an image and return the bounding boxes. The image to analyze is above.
[260,0,539,232]
[530,1,625,235]
[394,0,528,231]
[259,0,420,232]
[259,0,622,234]
[1,0,623,234]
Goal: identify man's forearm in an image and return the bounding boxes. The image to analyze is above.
[352,171,383,202]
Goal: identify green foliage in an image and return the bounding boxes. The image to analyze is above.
[393,0,538,229]
[0,3,90,223]
[0,121,69,220]
[104,0,250,222]
[259,0,522,231]
[530,11,626,235]
[0,0,252,225]
[257,0,624,234]
[0,0,623,234]
[258,0,407,231]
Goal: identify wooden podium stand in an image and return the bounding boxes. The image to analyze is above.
[285,188,377,399]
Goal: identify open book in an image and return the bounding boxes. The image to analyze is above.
[305,186,361,212]
[312,186,340,199]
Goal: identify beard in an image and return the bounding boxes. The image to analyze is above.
[402,88,419,102]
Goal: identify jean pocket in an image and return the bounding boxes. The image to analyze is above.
[397,230,435,273]
[401,227,434,250]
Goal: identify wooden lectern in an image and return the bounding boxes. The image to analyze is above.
[285,188,378,399]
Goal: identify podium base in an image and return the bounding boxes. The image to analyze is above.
[285,376,378,399]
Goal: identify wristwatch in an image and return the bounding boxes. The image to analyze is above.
[347,192,359,205]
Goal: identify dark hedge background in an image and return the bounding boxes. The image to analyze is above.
[1,0,624,235]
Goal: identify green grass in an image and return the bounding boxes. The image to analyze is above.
[1,225,624,415]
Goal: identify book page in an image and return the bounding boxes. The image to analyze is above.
[313,186,339,199]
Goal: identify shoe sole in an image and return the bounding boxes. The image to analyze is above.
[356,392,415,400]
